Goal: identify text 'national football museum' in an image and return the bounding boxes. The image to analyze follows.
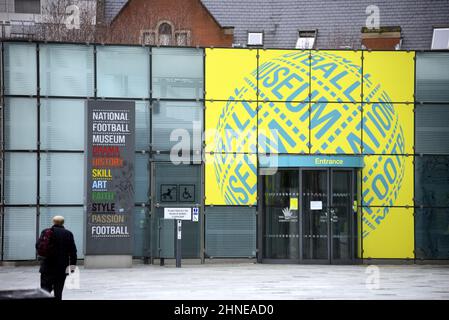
[0,41,449,266]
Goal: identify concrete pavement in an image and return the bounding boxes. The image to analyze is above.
[1,263,449,300]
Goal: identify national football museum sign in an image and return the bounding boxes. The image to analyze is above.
[85,101,135,267]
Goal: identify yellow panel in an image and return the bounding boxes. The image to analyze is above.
[205,101,257,153]
[257,102,309,154]
[258,49,310,102]
[310,103,362,154]
[362,103,414,155]
[205,48,257,101]
[205,153,257,205]
[311,50,362,102]
[362,207,414,259]
[363,51,415,103]
[362,155,414,207]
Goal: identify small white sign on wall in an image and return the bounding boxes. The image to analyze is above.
[164,208,192,220]
[310,201,323,210]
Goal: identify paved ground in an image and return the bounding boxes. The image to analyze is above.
[1,263,449,300]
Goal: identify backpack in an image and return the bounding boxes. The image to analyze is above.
[37,227,55,257]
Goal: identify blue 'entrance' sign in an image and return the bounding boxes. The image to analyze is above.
[259,155,364,168]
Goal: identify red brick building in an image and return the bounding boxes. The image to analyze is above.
[106,0,233,46]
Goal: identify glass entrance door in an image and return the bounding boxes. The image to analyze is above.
[302,170,329,262]
[263,170,299,260]
[261,167,356,264]
[301,169,355,264]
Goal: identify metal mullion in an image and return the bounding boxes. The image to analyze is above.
[36,95,96,100]
[94,44,97,99]
[328,168,332,264]
[200,48,205,263]
[35,43,40,260]
[39,150,84,153]
[360,50,365,261]
[413,51,418,262]
[0,41,4,261]
[40,204,84,207]
[299,168,303,263]
[92,96,148,101]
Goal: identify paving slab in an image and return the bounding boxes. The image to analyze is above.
[0,263,448,300]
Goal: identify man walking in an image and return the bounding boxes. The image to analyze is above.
[36,215,77,300]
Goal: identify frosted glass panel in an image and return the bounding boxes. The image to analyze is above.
[133,207,149,257]
[206,207,256,257]
[416,52,449,102]
[152,101,203,152]
[4,208,36,260]
[416,105,449,154]
[39,207,84,258]
[152,48,204,99]
[135,154,150,203]
[40,153,84,204]
[4,43,37,95]
[4,98,37,150]
[415,156,449,207]
[40,44,94,96]
[136,101,150,150]
[4,153,37,204]
[97,46,149,98]
[40,99,85,150]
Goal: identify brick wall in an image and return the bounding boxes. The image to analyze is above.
[107,0,233,46]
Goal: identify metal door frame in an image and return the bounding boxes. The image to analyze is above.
[329,168,356,265]
[259,168,301,263]
[260,167,357,264]
[299,168,329,264]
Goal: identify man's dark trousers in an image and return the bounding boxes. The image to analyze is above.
[41,273,67,300]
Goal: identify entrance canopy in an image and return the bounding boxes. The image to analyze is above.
[259,155,364,168]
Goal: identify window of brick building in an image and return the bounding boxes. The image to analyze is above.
[296,30,317,49]
[247,32,263,46]
[14,0,40,14]
[175,31,190,46]
[158,22,173,46]
[432,28,449,50]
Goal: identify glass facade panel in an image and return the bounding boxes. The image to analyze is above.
[39,207,85,258]
[4,43,36,95]
[135,101,151,150]
[40,153,84,204]
[206,206,256,258]
[415,156,449,207]
[152,101,203,152]
[311,103,361,154]
[133,207,150,257]
[415,208,449,259]
[97,46,149,98]
[3,208,36,260]
[152,48,204,99]
[362,155,414,207]
[363,51,415,103]
[154,207,200,258]
[362,103,414,155]
[135,154,150,204]
[362,207,414,259]
[4,153,37,204]
[155,163,201,204]
[311,50,361,103]
[40,99,85,150]
[40,44,94,97]
[4,98,37,150]
[416,52,449,103]
[2,44,449,262]
[416,105,449,154]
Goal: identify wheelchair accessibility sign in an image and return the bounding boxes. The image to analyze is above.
[192,207,199,222]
